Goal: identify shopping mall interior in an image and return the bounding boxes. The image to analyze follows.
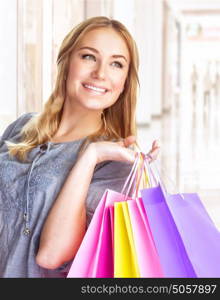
[0,0,220,229]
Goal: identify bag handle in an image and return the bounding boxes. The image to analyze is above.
[121,152,140,196]
[131,153,150,199]
[121,152,140,198]
[121,152,151,200]
[144,156,185,199]
[121,148,182,200]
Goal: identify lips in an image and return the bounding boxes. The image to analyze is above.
[82,82,109,94]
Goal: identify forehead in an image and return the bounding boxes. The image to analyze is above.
[77,28,130,60]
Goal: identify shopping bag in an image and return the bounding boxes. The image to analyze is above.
[127,198,164,277]
[67,155,141,278]
[114,201,140,277]
[166,192,220,277]
[109,205,114,252]
[141,159,220,277]
[93,205,114,277]
[141,185,197,277]
[67,153,163,278]
[67,189,117,277]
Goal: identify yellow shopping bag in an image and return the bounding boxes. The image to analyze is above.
[114,201,140,278]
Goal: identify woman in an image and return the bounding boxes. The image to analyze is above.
[0,16,160,277]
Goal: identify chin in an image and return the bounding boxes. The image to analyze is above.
[79,99,116,111]
[80,102,106,111]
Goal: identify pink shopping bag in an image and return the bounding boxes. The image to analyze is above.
[67,189,122,277]
[67,156,140,278]
[127,198,163,277]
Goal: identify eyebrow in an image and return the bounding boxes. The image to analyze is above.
[77,46,128,62]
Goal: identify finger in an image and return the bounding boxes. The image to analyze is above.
[116,136,136,148]
[152,139,160,148]
[123,136,136,147]
[147,147,160,162]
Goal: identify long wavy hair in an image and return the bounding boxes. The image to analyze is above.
[6,16,140,162]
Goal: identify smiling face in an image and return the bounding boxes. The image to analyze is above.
[65,27,130,112]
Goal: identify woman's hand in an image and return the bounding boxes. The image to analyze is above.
[87,136,160,165]
[146,139,160,162]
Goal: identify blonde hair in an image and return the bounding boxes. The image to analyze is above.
[6,16,139,162]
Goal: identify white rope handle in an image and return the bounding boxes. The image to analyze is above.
[121,153,141,199]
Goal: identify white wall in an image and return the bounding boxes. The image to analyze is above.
[0,0,17,116]
[135,0,163,124]
[113,0,135,35]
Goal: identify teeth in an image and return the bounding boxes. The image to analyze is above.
[84,84,106,93]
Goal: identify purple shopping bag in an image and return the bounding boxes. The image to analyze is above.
[141,185,197,277]
[141,184,220,277]
[166,192,220,277]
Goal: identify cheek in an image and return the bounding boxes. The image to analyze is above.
[67,60,88,82]
[111,74,127,93]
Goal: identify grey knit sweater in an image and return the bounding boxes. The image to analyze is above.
[0,113,133,277]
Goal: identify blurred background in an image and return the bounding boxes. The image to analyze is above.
[0,0,220,228]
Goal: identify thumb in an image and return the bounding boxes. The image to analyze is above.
[123,135,136,148]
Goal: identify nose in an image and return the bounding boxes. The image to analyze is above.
[91,62,106,80]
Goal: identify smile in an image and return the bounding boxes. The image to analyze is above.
[82,83,108,94]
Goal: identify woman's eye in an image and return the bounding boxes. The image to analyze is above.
[81,55,123,68]
[82,54,96,61]
[112,61,123,68]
